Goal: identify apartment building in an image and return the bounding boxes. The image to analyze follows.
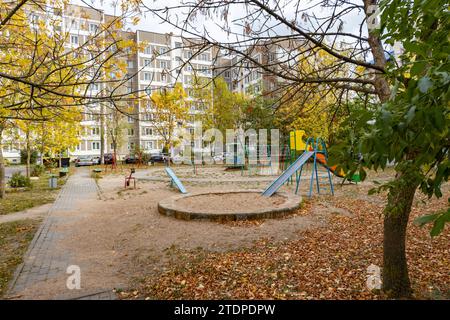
[1,2,297,162]
[67,7,214,158]
[213,39,302,97]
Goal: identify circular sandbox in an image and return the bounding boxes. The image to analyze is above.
[158,190,302,221]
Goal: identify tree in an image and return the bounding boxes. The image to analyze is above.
[141,0,449,298]
[332,0,449,297]
[275,49,353,142]
[105,104,133,168]
[35,112,82,167]
[149,83,189,152]
[0,0,141,193]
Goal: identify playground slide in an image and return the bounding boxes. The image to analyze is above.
[262,151,314,197]
[165,167,188,194]
[315,153,346,178]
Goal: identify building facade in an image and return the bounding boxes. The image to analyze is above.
[1,2,297,162]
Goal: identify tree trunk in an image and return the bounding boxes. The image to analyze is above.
[40,122,45,165]
[99,103,105,165]
[26,128,31,178]
[362,0,418,298]
[382,173,419,298]
[0,127,5,199]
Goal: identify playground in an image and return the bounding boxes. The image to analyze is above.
[12,163,444,300]
[5,132,449,300]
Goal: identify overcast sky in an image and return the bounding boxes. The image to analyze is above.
[72,0,368,42]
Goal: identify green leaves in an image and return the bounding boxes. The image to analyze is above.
[414,208,450,237]
[418,76,433,93]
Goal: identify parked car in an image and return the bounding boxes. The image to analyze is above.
[104,153,115,164]
[75,156,95,167]
[149,152,171,164]
[171,154,184,165]
[124,155,138,164]
[92,156,101,165]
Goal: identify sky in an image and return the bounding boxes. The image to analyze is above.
[71,0,369,43]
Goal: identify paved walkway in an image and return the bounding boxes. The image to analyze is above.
[7,169,114,300]
[0,203,51,224]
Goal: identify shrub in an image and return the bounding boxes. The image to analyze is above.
[8,172,31,188]
[20,149,39,165]
[31,164,45,177]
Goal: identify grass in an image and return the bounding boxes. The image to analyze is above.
[0,219,41,297]
[0,171,68,216]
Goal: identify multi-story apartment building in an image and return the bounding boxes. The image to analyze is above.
[213,39,302,97]
[1,2,298,163]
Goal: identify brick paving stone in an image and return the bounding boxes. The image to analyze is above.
[7,169,117,300]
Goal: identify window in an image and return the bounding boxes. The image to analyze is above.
[144,59,151,67]
[175,42,182,48]
[200,53,208,61]
[201,66,209,74]
[161,73,167,82]
[224,71,231,78]
[91,127,100,135]
[128,128,135,136]
[127,60,134,68]
[144,46,151,55]
[128,142,135,150]
[160,61,167,69]
[71,20,78,29]
[143,113,153,121]
[159,47,168,55]
[90,83,99,91]
[145,87,152,96]
[144,72,152,81]
[142,127,153,136]
[128,116,134,123]
[89,23,98,33]
[145,141,153,150]
[71,35,79,45]
[92,142,100,150]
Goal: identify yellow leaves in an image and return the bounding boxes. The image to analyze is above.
[355,65,366,76]
[131,16,141,26]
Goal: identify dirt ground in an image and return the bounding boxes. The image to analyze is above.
[11,165,447,299]
[58,173,327,295]
[174,192,288,214]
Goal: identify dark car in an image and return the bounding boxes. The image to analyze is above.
[104,153,115,164]
[124,155,138,164]
[149,152,170,164]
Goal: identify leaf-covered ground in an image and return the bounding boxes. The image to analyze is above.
[0,219,40,297]
[121,187,449,300]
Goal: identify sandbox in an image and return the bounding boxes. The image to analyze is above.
[158,190,302,221]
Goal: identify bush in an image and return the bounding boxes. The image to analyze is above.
[8,172,31,188]
[20,149,39,165]
[31,164,45,177]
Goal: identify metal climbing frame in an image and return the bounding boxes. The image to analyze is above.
[295,137,335,197]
